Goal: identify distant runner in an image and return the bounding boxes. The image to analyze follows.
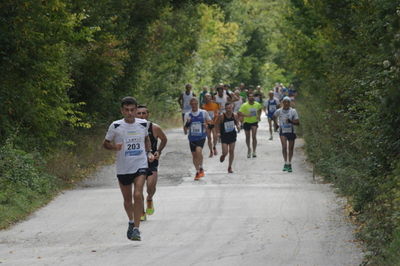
[263,91,280,140]
[183,97,211,180]
[103,96,154,241]
[136,105,168,221]
[273,96,300,173]
[216,103,240,173]
[178,83,196,123]
[202,93,220,157]
[238,93,262,158]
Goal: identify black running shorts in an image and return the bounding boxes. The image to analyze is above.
[243,122,258,131]
[117,168,148,186]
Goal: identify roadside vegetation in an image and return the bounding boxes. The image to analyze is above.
[1,0,399,264]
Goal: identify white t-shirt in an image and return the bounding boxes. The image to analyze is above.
[274,107,299,134]
[105,118,149,175]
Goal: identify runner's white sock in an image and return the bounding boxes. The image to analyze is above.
[129,220,134,224]
[285,161,289,164]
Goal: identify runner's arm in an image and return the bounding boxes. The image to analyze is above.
[103,139,122,151]
[145,136,155,162]
[178,94,183,109]
[153,124,168,159]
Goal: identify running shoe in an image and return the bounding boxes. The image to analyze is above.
[247,151,251,158]
[127,222,135,240]
[228,167,233,173]
[140,213,147,221]
[131,228,141,241]
[252,152,257,158]
[146,200,154,215]
[287,164,293,173]
[194,172,201,180]
[283,164,288,171]
[199,168,205,177]
[213,147,218,156]
[220,154,225,162]
[269,136,273,140]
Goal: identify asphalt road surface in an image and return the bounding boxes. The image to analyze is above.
[0,117,364,266]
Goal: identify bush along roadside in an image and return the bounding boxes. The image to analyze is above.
[296,97,400,265]
[0,139,60,229]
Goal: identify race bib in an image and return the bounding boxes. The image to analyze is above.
[269,105,276,112]
[124,142,143,156]
[250,108,257,116]
[281,119,293,134]
[224,121,235,133]
[190,122,203,136]
[208,111,214,119]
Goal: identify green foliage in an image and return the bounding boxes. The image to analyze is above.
[0,139,59,228]
[282,0,400,263]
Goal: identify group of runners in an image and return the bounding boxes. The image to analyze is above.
[102,82,299,241]
[179,82,299,180]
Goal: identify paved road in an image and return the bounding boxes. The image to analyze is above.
[0,117,364,266]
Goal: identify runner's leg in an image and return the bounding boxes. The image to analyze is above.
[146,171,157,202]
[245,129,251,155]
[206,128,213,157]
[133,175,146,227]
[280,135,288,163]
[119,182,134,221]
[251,126,258,155]
[268,118,273,139]
[220,143,228,162]
[228,142,235,168]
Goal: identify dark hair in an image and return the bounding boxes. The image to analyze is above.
[137,105,148,109]
[225,102,232,107]
[121,96,138,107]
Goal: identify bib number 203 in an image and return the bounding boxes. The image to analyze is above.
[127,143,140,150]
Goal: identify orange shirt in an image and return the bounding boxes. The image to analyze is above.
[202,102,219,124]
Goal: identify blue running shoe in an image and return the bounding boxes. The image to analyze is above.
[127,222,134,240]
[131,228,141,241]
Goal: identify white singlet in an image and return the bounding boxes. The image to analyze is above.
[182,91,194,113]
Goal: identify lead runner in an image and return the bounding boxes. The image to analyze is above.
[103,96,154,241]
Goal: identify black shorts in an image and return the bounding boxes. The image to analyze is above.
[189,138,206,152]
[117,168,148,186]
[148,159,159,173]
[207,124,215,130]
[280,132,297,141]
[221,134,237,144]
[243,122,258,131]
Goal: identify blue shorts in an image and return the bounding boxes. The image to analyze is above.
[267,112,275,119]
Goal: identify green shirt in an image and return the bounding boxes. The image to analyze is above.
[239,102,262,123]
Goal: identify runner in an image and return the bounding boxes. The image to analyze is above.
[263,91,280,140]
[254,85,265,104]
[202,94,220,157]
[178,83,196,123]
[199,86,209,107]
[232,89,244,129]
[215,86,227,113]
[215,103,240,173]
[273,96,300,173]
[238,93,262,158]
[239,83,248,102]
[135,105,168,221]
[103,96,154,241]
[183,97,211,180]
